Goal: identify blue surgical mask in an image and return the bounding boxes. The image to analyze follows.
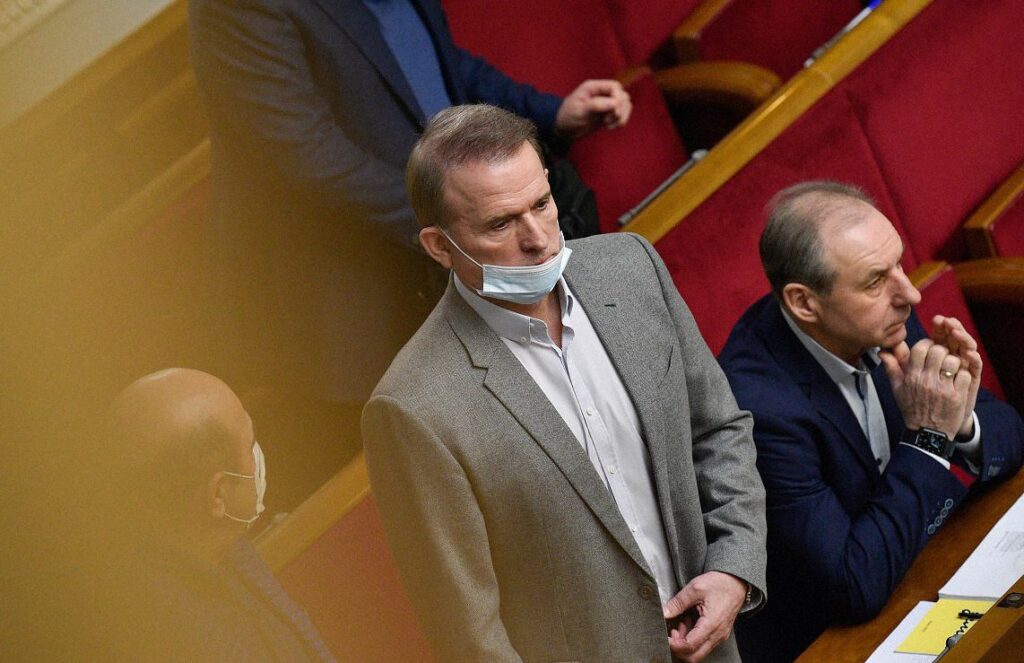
[221,441,267,527]
[441,230,572,304]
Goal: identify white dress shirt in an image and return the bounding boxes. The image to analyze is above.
[455,274,680,603]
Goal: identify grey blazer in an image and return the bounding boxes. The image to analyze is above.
[362,233,766,663]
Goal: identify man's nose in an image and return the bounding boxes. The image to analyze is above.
[892,268,922,306]
[518,213,550,252]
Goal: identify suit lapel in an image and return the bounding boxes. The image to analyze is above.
[443,288,654,577]
[761,303,879,477]
[563,270,684,571]
[313,0,425,123]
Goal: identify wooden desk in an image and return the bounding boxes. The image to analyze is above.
[796,468,1024,662]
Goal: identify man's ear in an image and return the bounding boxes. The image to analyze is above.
[205,471,227,519]
[782,283,819,324]
[419,226,453,270]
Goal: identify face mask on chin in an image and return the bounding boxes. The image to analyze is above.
[220,440,267,527]
[440,229,572,305]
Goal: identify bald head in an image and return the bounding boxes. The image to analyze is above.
[760,181,877,300]
[110,368,254,522]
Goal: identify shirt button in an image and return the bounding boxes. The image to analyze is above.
[608,465,617,475]
[586,408,594,416]
[519,336,527,343]
[630,525,638,533]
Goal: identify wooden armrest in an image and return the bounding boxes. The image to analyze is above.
[615,64,652,89]
[954,257,1024,303]
[963,163,1024,258]
[654,61,782,117]
[953,257,1024,411]
[672,0,734,62]
[257,451,370,573]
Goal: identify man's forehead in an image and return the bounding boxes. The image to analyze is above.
[824,208,902,274]
[443,147,547,216]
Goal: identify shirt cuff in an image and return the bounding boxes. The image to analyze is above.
[955,411,982,473]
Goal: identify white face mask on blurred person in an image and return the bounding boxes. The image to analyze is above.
[221,441,266,526]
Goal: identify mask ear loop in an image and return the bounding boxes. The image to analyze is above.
[220,470,261,526]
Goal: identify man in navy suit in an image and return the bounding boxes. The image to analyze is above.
[718,181,1024,663]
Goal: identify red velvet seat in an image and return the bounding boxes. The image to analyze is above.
[838,0,1024,263]
[697,0,864,78]
[274,494,435,662]
[442,0,689,232]
[653,91,911,355]
[601,0,861,78]
[600,0,701,65]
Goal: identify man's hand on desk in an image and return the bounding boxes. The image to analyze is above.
[663,571,747,662]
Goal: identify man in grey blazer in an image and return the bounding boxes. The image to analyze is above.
[362,105,766,662]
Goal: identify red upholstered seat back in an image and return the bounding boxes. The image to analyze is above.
[990,194,1024,257]
[839,0,1024,263]
[912,265,1004,399]
[654,92,914,355]
[699,0,863,78]
[600,0,702,65]
[275,495,435,662]
[442,0,689,231]
[569,73,688,232]
[442,0,625,94]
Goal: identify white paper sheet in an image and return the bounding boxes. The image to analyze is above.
[864,601,937,663]
[939,490,1024,601]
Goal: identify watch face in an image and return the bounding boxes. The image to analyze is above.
[904,428,953,459]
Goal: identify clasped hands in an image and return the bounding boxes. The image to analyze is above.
[879,315,982,441]
[663,570,747,662]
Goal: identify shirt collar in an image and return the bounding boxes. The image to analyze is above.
[454,272,573,346]
[780,305,880,383]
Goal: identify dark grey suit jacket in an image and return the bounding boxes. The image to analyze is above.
[363,233,767,662]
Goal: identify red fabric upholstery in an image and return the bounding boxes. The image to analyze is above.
[700,0,863,78]
[912,265,1004,399]
[601,0,702,65]
[442,0,625,95]
[990,193,1024,257]
[570,71,688,231]
[841,0,1024,263]
[275,495,435,662]
[654,92,914,355]
[442,0,689,230]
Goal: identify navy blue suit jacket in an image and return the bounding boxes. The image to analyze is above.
[718,295,1024,663]
[190,0,561,245]
[189,0,562,400]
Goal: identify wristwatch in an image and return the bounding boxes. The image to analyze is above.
[901,427,956,460]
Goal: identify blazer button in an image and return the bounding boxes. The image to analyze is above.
[945,498,955,509]
[638,585,655,600]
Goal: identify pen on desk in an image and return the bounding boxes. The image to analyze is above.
[804,0,883,68]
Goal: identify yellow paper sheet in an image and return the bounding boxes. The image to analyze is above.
[896,598,994,655]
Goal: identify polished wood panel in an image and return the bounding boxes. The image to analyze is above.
[797,460,1024,661]
[943,576,1024,662]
